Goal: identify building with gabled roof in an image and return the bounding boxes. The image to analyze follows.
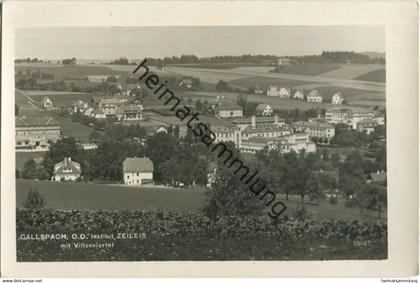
[215,103,243,118]
[52,157,81,181]
[255,104,273,116]
[331,92,344,104]
[123,157,154,185]
[306,90,323,103]
[72,100,89,113]
[42,97,53,108]
[15,116,61,148]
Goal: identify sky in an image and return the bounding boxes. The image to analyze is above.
[15,26,385,60]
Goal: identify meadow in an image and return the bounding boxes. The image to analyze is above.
[16,180,385,222]
[355,69,386,83]
[271,63,341,76]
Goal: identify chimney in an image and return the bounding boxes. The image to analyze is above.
[251,115,256,129]
[274,114,279,124]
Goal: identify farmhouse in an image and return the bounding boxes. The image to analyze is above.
[241,121,291,141]
[52,157,81,182]
[306,90,323,103]
[266,86,291,98]
[255,104,274,116]
[15,116,61,148]
[215,103,243,118]
[42,97,53,108]
[331,92,344,104]
[293,90,305,100]
[123,157,154,186]
[266,86,279,97]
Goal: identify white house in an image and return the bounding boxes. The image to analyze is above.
[331,92,344,105]
[255,104,274,116]
[293,90,305,100]
[42,97,53,108]
[123,157,154,186]
[278,88,291,99]
[73,100,89,113]
[52,157,81,182]
[306,90,323,103]
[267,86,280,97]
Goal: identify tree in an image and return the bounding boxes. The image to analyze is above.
[203,166,263,221]
[106,75,118,83]
[216,80,230,92]
[24,188,45,209]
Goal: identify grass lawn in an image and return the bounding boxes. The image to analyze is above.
[354,69,386,83]
[16,179,384,222]
[49,113,94,142]
[272,63,341,76]
[16,180,206,213]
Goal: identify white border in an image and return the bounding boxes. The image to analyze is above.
[1,0,418,277]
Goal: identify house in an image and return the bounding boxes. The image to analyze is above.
[215,103,243,118]
[325,108,352,124]
[267,86,280,97]
[331,92,344,104]
[72,100,89,113]
[52,157,81,182]
[357,118,377,134]
[84,107,95,117]
[99,98,123,116]
[253,87,264,95]
[116,105,143,121]
[42,97,53,108]
[15,116,61,148]
[123,157,154,185]
[293,90,305,100]
[278,88,291,99]
[255,104,274,116]
[91,109,106,119]
[306,90,323,103]
[292,120,335,142]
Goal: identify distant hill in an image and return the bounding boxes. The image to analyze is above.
[360,52,386,59]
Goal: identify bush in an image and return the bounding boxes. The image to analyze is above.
[23,189,45,209]
[329,196,338,204]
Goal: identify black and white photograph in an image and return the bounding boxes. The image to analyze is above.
[1,0,418,279]
[14,25,388,261]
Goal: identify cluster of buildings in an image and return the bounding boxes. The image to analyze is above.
[262,86,344,105]
[211,115,325,155]
[325,108,385,133]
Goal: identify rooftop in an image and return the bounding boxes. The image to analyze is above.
[16,116,60,127]
[123,157,154,173]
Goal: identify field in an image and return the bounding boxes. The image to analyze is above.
[319,64,385,80]
[170,63,264,69]
[228,76,311,89]
[16,180,385,221]
[16,64,127,80]
[272,63,341,76]
[354,69,386,83]
[16,180,206,213]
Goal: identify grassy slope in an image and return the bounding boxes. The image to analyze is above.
[169,63,264,70]
[354,69,386,83]
[228,76,310,89]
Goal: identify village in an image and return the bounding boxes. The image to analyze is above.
[15,78,385,186]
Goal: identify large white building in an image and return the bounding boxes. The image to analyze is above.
[255,104,274,116]
[15,116,61,149]
[123,157,154,186]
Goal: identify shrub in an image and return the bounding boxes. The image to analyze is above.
[329,196,338,204]
[23,189,45,209]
